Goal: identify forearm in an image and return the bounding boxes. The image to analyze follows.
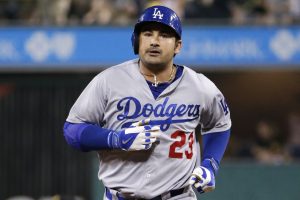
[63,120,161,152]
[63,121,112,152]
[201,129,231,174]
[190,129,230,193]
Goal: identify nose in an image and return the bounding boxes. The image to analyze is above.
[150,32,160,47]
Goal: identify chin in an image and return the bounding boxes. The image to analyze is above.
[144,59,165,69]
[140,55,170,71]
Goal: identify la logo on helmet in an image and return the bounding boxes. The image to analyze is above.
[152,8,164,19]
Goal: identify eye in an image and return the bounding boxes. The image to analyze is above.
[161,32,172,38]
[142,31,152,37]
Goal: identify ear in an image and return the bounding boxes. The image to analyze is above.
[174,40,182,54]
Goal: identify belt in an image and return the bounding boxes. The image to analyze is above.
[105,187,185,200]
[149,188,185,200]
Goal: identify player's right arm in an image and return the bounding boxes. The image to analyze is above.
[63,119,161,152]
[64,73,160,152]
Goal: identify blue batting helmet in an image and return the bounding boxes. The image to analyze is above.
[131,5,182,54]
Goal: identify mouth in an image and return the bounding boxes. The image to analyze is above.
[147,49,161,56]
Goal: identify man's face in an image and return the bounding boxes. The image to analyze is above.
[138,22,182,70]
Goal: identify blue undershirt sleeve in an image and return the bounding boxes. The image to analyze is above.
[201,129,230,174]
[63,121,112,152]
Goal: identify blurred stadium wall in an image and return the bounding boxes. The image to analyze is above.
[1,26,300,200]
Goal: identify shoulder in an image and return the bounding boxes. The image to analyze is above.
[182,66,219,95]
[94,58,139,81]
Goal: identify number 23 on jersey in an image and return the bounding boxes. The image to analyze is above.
[169,131,194,159]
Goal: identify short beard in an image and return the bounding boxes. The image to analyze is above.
[139,59,171,74]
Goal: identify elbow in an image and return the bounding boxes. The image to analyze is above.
[63,122,85,152]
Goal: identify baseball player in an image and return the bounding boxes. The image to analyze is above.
[63,5,231,200]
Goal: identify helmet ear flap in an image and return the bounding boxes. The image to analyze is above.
[133,34,139,54]
[131,32,139,55]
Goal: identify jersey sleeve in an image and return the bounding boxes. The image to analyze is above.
[199,76,231,135]
[66,74,107,125]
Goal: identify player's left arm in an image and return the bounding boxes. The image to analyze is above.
[190,79,231,193]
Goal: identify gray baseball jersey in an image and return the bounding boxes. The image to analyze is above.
[67,59,231,199]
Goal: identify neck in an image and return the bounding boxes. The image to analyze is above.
[139,60,176,86]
